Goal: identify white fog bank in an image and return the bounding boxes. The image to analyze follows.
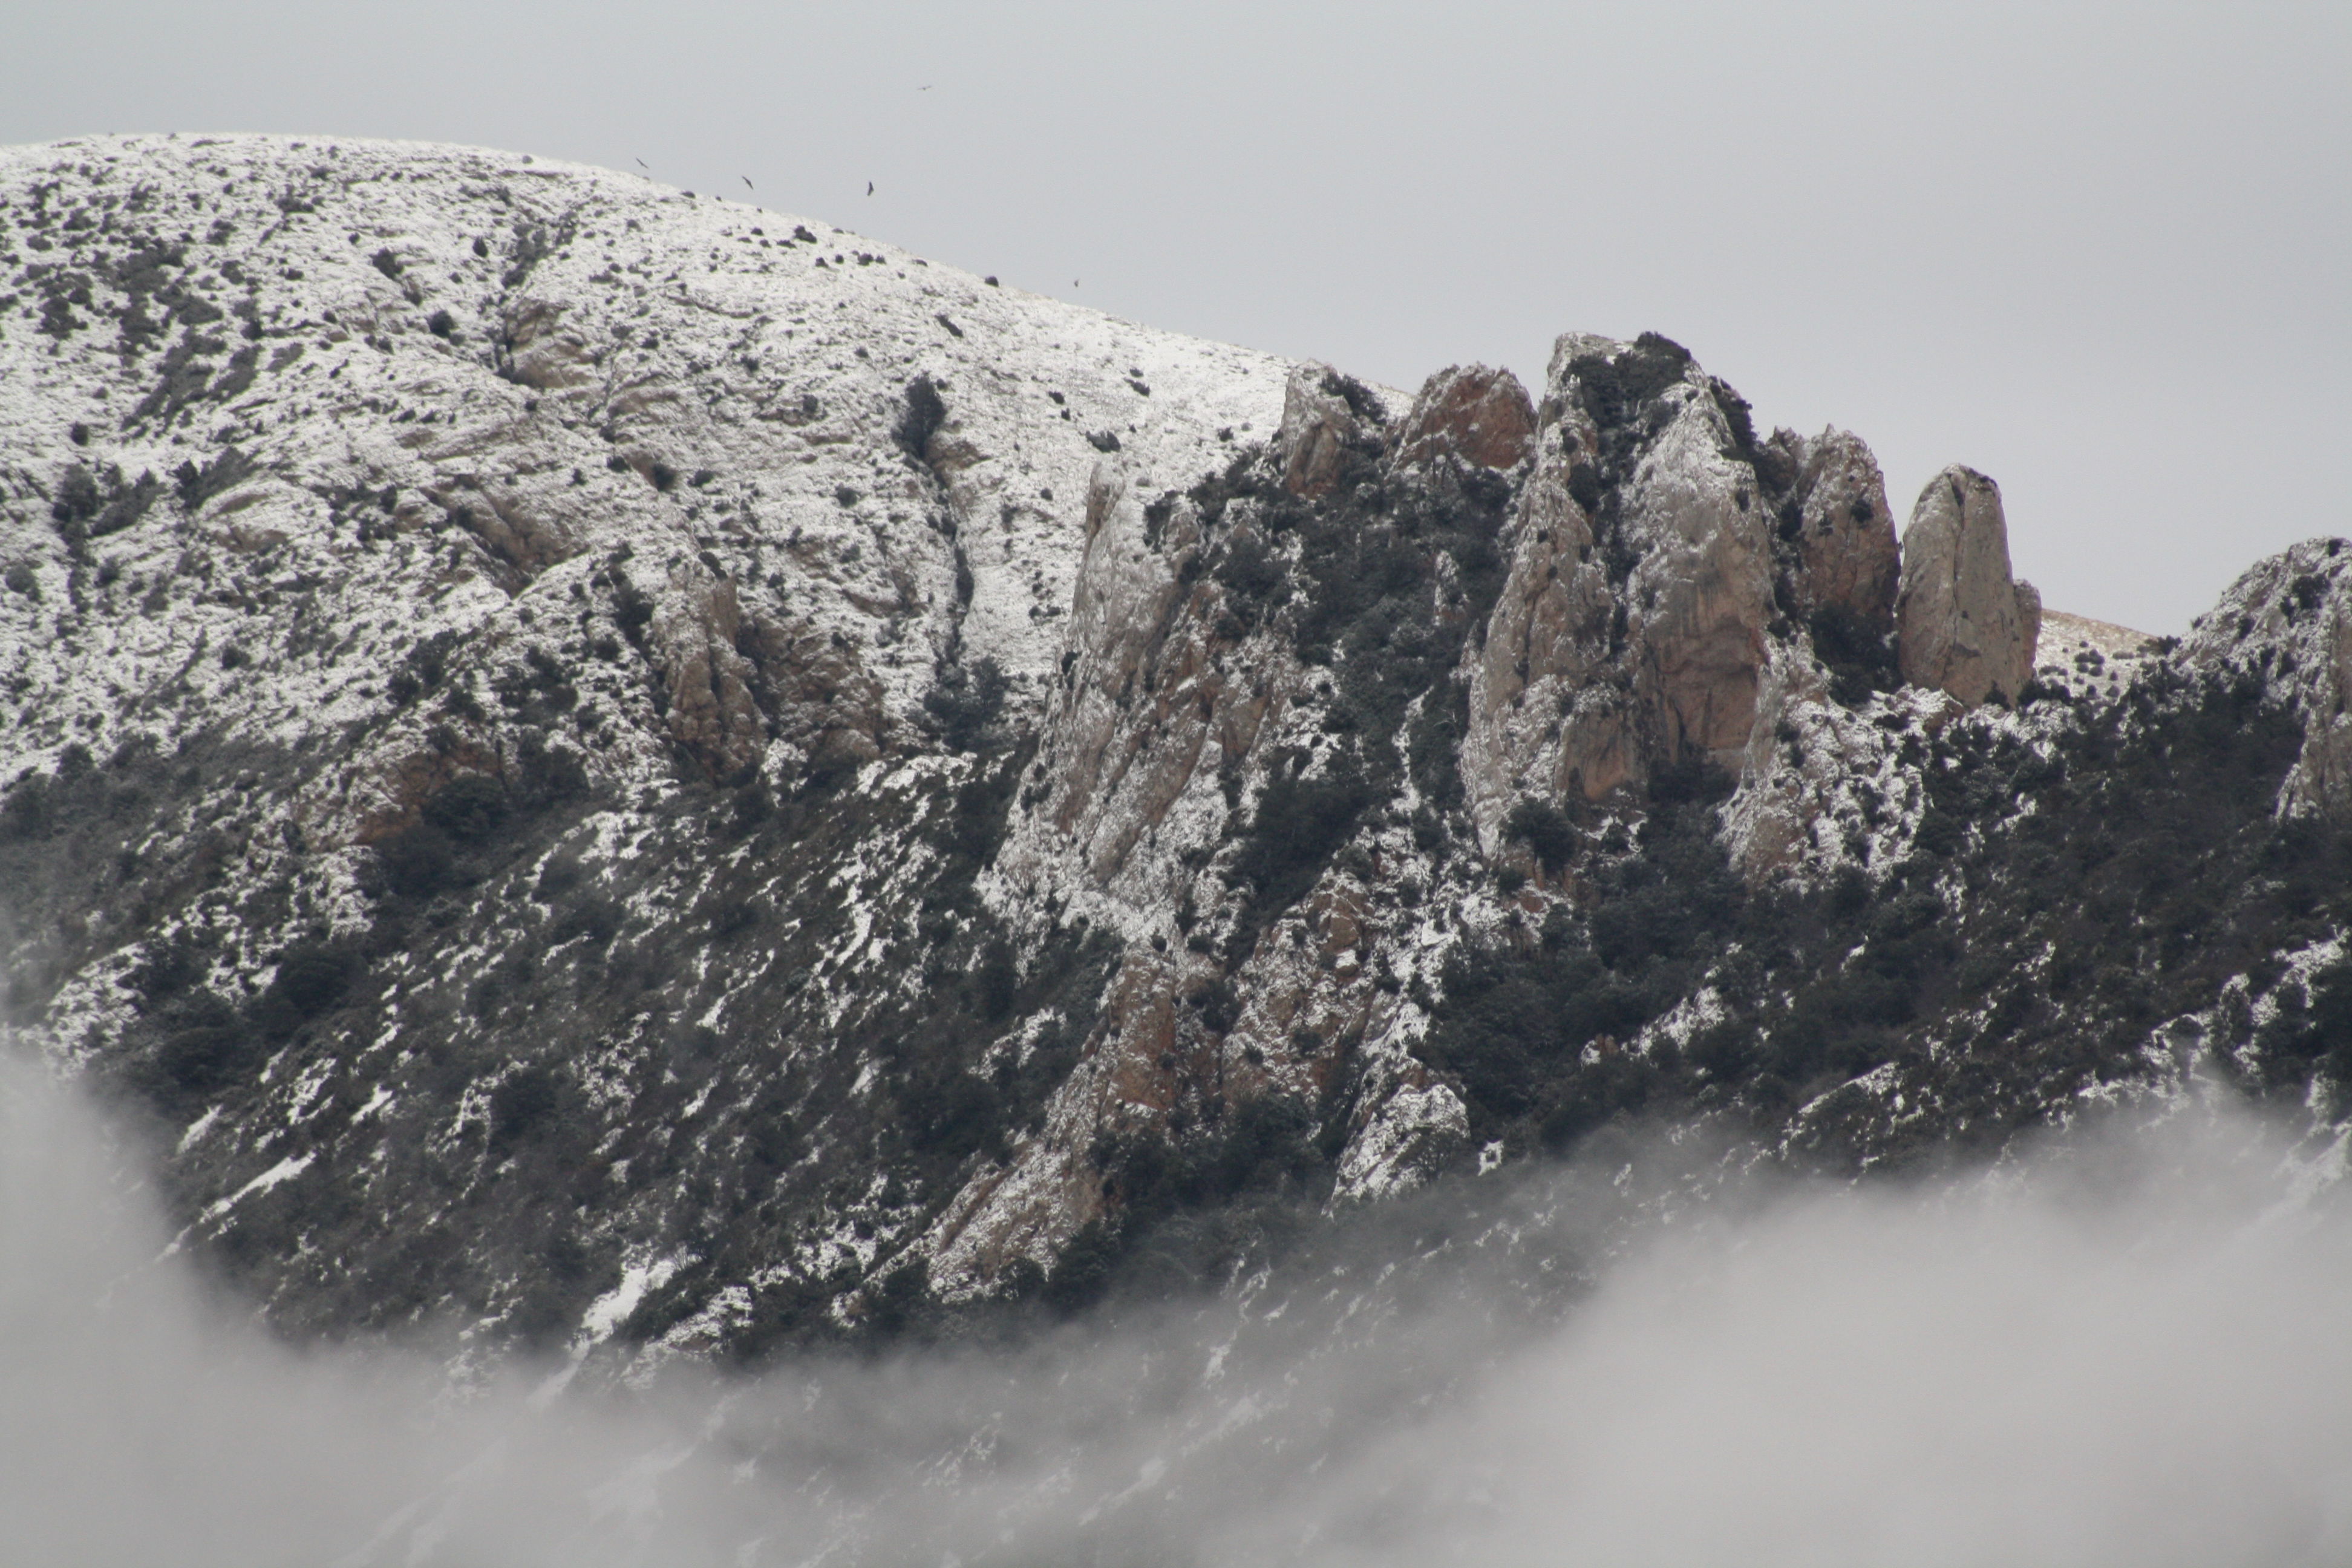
[4,1050,2350,1567]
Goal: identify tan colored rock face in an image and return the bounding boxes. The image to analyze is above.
[1391,364,1536,472]
[500,298,599,391]
[1784,428,1898,637]
[1275,362,1369,498]
[1459,400,1621,844]
[1621,404,1776,765]
[1895,466,2040,706]
[1461,336,1778,848]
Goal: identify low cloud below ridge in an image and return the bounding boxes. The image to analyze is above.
[4,1051,2350,1567]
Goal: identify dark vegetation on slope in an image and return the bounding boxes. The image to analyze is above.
[0,659,1122,1353]
[1432,664,2352,1169]
[1194,433,1514,940]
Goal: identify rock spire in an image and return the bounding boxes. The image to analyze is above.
[1895,465,2041,705]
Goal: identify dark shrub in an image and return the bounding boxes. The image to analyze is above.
[0,774,50,840]
[1566,333,1692,430]
[902,1067,1004,1161]
[1212,531,1285,621]
[50,461,160,543]
[489,1066,562,1152]
[172,446,254,512]
[864,1259,931,1334]
[550,896,620,947]
[924,657,1008,753]
[1319,368,1388,425]
[376,824,454,898]
[1191,978,1240,1034]
[270,942,356,1017]
[973,936,1018,1020]
[611,574,655,642]
[1044,1220,1120,1314]
[51,464,100,528]
[1809,604,1898,707]
[151,996,256,1100]
[1232,765,1375,923]
[423,774,507,842]
[895,375,947,461]
[128,938,203,1007]
[2255,959,2352,1099]
[1506,799,1578,874]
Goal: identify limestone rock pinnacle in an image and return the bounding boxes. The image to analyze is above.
[1895,465,2040,705]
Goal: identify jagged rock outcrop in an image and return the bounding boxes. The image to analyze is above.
[1766,426,1898,637]
[1895,465,2042,705]
[2185,538,2352,819]
[1462,332,1775,848]
[1274,362,1385,498]
[1390,364,1536,472]
[647,561,769,778]
[6,135,2352,1371]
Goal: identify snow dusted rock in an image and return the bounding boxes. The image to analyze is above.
[1388,363,1535,473]
[1273,361,1383,498]
[0,131,1299,1339]
[0,134,1290,766]
[1462,332,1775,850]
[1768,426,1898,638]
[1895,465,2041,706]
[1601,367,1776,771]
[2185,538,2352,818]
[1459,382,1622,841]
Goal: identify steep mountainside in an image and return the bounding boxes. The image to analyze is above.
[3,135,2348,1365]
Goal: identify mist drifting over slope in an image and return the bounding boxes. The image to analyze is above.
[5,1050,2351,1567]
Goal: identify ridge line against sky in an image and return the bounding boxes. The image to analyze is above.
[3,1,2345,634]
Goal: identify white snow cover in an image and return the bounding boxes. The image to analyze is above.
[0,132,1293,805]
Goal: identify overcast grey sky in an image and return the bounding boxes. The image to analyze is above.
[6,2,2344,632]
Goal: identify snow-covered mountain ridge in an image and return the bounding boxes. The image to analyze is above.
[4,135,2347,1362]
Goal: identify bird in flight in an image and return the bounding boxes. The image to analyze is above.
[741,176,753,191]
[919,84,932,91]
[635,158,648,169]
[867,181,875,197]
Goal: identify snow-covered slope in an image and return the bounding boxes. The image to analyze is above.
[0,132,1289,792]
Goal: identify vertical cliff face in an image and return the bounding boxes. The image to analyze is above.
[1895,465,2041,707]
[1462,333,1777,842]
[1774,427,1900,640]
[5,136,2349,1365]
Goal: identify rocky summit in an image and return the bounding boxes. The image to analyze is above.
[3,134,2348,1367]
